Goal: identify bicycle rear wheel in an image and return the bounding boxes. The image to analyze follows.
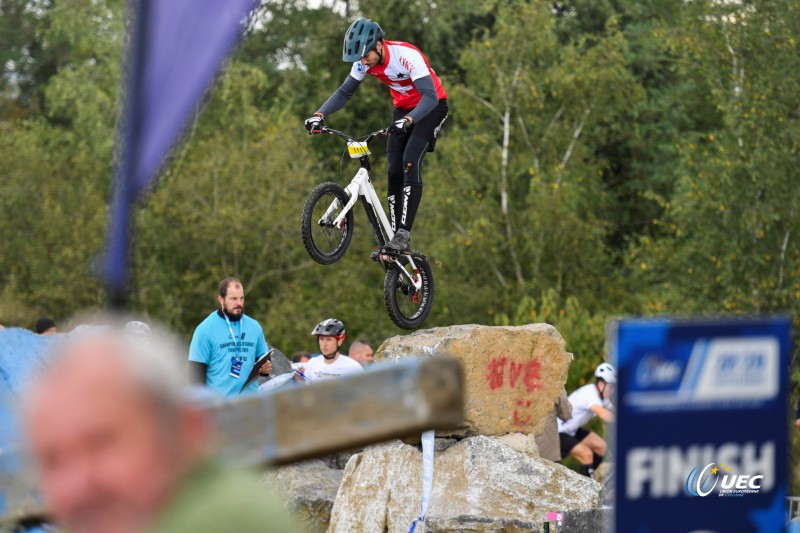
[301,182,354,265]
[383,254,434,329]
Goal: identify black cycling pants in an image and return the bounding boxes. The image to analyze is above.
[386,99,448,232]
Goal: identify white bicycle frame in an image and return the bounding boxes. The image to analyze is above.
[319,159,423,292]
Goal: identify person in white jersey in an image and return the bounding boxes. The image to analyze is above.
[558,363,616,477]
[305,17,449,254]
[303,318,363,381]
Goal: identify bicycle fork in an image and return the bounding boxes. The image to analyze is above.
[323,168,423,292]
[392,256,424,292]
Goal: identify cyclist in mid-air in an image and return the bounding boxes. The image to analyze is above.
[304,17,449,254]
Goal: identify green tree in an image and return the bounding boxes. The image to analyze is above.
[629,0,800,318]
[0,0,121,324]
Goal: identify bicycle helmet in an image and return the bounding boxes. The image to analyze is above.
[595,362,617,385]
[311,318,346,340]
[343,18,384,62]
[124,320,151,338]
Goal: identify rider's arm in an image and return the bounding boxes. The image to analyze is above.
[316,75,362,118]
[590,403,615,423]
[405,75,439,123]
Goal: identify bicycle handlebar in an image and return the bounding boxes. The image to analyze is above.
[312,126,388,144]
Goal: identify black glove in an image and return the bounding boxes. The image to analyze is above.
[305,114,324,134]
[388,117,412,134]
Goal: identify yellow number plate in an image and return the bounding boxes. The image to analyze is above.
[347,142,371,158]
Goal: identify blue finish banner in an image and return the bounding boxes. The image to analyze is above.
[610,317,792,533]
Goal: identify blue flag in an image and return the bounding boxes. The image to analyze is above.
[103,0,257,302]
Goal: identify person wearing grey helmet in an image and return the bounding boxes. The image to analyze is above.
[303,318,363,381]
[304,17,449,254]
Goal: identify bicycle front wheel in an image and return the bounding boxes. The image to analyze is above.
[384,254,435,329]
[301,182,354,265]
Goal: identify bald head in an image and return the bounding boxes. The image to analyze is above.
[24,327,209,533]
[349,339,374,366]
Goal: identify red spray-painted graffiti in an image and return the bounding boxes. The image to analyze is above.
[485,355,543,427]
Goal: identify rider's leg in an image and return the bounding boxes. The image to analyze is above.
[581,431,607,457]
[593,452,604,470]
[384,100,448,252]
[570,442,593,463]
[581,431,607,474]
[570,442,595,476]
[561,428,599,477]
[386,151,404,233]
[383,137,427,253]
[398,135,429,232]
[386,108,409,237]
[560,430,593,476]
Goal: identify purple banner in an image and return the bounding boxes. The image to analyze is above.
[104,0,258,297]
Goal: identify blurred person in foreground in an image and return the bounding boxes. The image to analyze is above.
[348,338,374,366]
[23,324,299,533]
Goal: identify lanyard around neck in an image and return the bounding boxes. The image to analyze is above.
[223,312,241,353]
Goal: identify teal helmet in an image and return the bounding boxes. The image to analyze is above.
[343,17,384,62]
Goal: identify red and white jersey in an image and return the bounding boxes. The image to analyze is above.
[349,40,448,110]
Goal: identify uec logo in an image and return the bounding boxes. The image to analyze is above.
[686,463,764,497]
[685,463,719,497]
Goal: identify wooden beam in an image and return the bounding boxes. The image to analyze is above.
[0,357,463,525]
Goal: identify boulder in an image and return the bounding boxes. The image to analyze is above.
[425,515,538,532]
[262,459,343,533]
[490,432,539,459]
[376,324,572,436]
[257,347,292,387]
[328,436,601,533]
[329,448,363,470]
[561,508,612,532]
[270,348,292,375]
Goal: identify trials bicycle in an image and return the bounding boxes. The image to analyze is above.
[301,126,434,330]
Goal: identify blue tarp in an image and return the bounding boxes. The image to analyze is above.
[0,328,58,447]
[0,328,58,524]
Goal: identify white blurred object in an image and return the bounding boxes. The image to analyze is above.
[124,320,151,338]
[257,372,295,392]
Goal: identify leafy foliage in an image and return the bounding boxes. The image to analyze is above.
[1,0,799,403]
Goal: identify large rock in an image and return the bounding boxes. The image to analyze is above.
[561,509,612,532]
[262,459,343,533]
[426,515,538,532]
[256,347,291,387]
[376,324,572,436]
[328,436,601,533]
[490,432,539,459]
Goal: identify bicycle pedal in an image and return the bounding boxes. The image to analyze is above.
[371,250,392,263]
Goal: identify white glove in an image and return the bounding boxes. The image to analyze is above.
[388,117,411,134]
[304,114,324,133]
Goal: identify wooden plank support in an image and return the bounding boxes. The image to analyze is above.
[0,356,464,525]
[213,356,464,465]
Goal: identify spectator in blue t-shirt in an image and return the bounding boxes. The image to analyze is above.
[188,277,273,396]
